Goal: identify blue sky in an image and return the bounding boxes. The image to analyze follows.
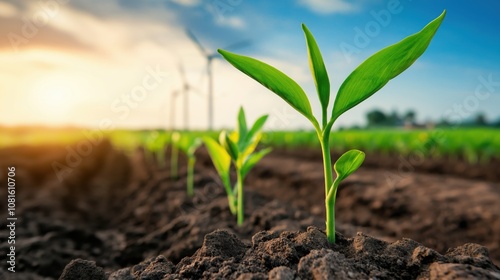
[0,0,499,129]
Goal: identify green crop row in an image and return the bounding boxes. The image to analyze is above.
[1,128,498,164]
[262,128,500,164]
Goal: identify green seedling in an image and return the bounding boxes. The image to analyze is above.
[219,11,445,242]
[144,131,169,168]
[170,132,180,179]
[175,134,202,196]
[203,107,271,225]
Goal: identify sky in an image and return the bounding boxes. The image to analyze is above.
[0,0,499,130]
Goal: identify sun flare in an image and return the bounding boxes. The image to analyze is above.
[40,87,72,109]
[31,75,80,123]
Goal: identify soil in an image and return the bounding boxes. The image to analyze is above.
[0,140,498,279]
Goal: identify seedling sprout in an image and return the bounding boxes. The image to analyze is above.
[144,130,169,168]
[170,132,180,179]
[203,107,271,225]
[218,11,445,242]
[175,134,202,196]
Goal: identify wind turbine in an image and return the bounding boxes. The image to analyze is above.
[186,29,250,130]
[169,89,180,130]
[170,62,198,130]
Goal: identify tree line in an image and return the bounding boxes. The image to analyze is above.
[364,109,499,128]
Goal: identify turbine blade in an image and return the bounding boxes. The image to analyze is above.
[186,29,208,56]
[222,40,252,52]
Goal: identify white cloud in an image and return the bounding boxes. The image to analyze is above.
[297,0,357,14]
[0,0,277,130]
[0,0,350,130]
[170,0,202,7]
[215,16,246,29]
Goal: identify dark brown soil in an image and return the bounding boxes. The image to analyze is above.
[0,140,498,279]
[246,149,500,265]
[61,228,500,280]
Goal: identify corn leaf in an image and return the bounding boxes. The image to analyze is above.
[331,10,446,122]
[245,115,268,144]
[219,131,239,161]
[302,24,330,122]
[237,107,248,148]
[334,149,365,181]
[176,135,201,155]
[241,147,272,178]
[187,138,202,155]
[218,49,318,126]
[203,137,231,190]
[241,132,262,162]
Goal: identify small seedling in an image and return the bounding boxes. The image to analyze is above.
[175,134,202,196]
[219,11,445,242]
[170,132,180,179]
[203,107,271,225]
[144,131,169,168]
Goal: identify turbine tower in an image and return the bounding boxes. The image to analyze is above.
[186,29,250,130]
[169,61,198,130]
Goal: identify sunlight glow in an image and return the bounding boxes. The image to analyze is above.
[31,75,79,123]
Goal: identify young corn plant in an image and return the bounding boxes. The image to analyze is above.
[218,11,446,242]
[203,107,271,225]
[175,134,202,197]
[170,132,180,179]
[144,130,169,168]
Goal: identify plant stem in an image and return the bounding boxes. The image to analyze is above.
[326,179,339,243]
[170,144,178,179]
[320,132,333,195]
[322,107,327,128]
[236,170,244,226]
[319,131,335,243]
[229,197,237,215]
[326,196,335,243]
[157,148,165,168]
[187,156,195,197]
[223,183,237,215]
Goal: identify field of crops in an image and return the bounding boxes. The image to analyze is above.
[2,2,500,278]
[1,126,499,279]
[2,127,499,163]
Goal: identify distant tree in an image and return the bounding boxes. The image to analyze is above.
[388,110,402,126]
[437,118,452,127]
[366,109,387,126]
[495,118,500,127]
[474,113,487,126]
[404,110,417,125]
